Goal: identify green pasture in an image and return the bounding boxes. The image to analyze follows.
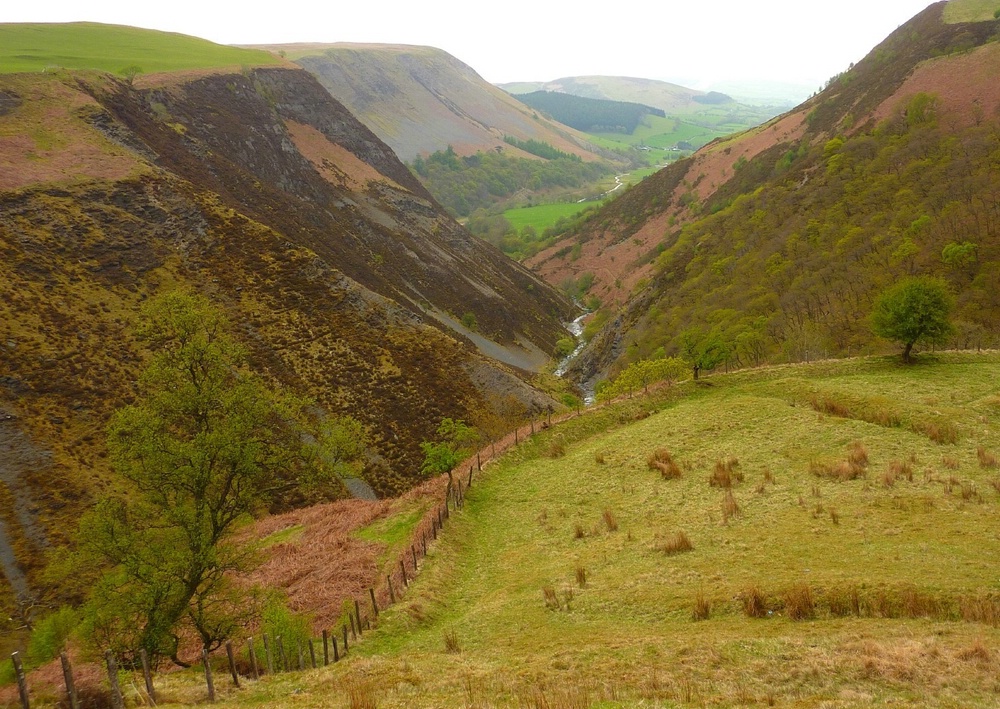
[0,22,280,75]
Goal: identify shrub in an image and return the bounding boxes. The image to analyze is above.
[660,531,694,555]
[740,586,768,618]
[27,607,79,665]
[648,449,682,479]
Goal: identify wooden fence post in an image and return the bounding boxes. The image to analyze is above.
[12,651,29,709]
[60,651,79,709]
[349,611,357,640]
[477,451,481,471]
[411,545,418,572]
[342,625,348,654]
[263,634,274,675]
[226,641,240,688]
[105,650,124,709]
[531,419,535,434]
[140,648,155,704]
[400,558,408,587]
[296,639,304,671]
[514,427,519,445]
[202,649,215,702]
[275,636,285,672]
[248,638,259,680]
[422,533,428,555]
[387,575,396,604]
[469,465,474,486]
[322,630,329,666]
[355,599,363,635]
[332,636,340,663]
[308,638,317,669]
[369,587,379,618]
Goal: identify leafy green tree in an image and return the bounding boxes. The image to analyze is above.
[871,276,953,363]
[420,418,479,496]
[680,329,729,380]
[79,292,362,666]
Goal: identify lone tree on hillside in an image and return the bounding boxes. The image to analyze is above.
[680,328,730,380]
[871,276,953,363]
[420,418,478,498]
[79,292,364,667]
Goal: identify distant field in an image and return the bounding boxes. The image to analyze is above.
[0,22,281,75]
[503,202,590,232]
[943,0,1000,22]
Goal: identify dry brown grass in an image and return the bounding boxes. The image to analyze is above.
[888,459,914,482]
[602,508,619,532]
[721,490,740,522]
[648,449,682,479]
[959,594,1000,626]
[547,439,567,458]
[739,585,768,618]
[914,420,960,445]
[692,590,711,621]
[660,531,694,555]
[957,639,992,663]
[848,440,869,468]
[344,674,378,709]
[977,446,998,469]
[708,457,744,488]
[783,583,815,620]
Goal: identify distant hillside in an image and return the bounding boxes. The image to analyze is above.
[257,43,610,163]
[514,90,666,133]
[0,27,575,627]
[500,75,727,115]
[0,22,281,75]
[542,1,1000,387]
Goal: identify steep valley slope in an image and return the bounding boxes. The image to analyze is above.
[532,1,1000,386]
[0,61,573,618]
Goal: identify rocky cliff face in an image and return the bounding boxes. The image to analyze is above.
[0,65,571,608]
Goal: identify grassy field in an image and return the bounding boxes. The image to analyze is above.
[0,23,280,75]
[943,0,1000,22]
[503,202,592,232]
[127,352,1000,708]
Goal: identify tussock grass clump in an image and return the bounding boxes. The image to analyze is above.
[809,394,901,428]
[811,455,865,482]
[573,523,585,540]
[783,583,815,620]
[827,585,862,617]
[913,420,959,445]
[594,451,606,465]
[829,508,840,525]
[977,446,998,469]
[602,508,619,532]
[543,586,560,611]
[900,585,940,618]
[443,628,461,654]
[739,585,768,618]
[660,531,693,555]
[848,441,869,468]
[575,565,587,588]
[762,467,775,484]
[990,478,1000,495]
[957,639,992,663]
[648,449,682,479]
[345,675,378,709]
[959,594,1000,626]
[692,590,710,621]
[709,457,743,488]
[721,490,740,522]
[942,455,961,470]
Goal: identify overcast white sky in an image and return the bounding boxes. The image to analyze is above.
[2,0,938,88]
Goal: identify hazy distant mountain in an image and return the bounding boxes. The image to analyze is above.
[499,75,729,115]
[255,43,609,162]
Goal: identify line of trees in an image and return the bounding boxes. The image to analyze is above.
[515,91,665,134]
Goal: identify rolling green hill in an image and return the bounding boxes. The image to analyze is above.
[43,353,1000,707]
[0,22,281,75]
